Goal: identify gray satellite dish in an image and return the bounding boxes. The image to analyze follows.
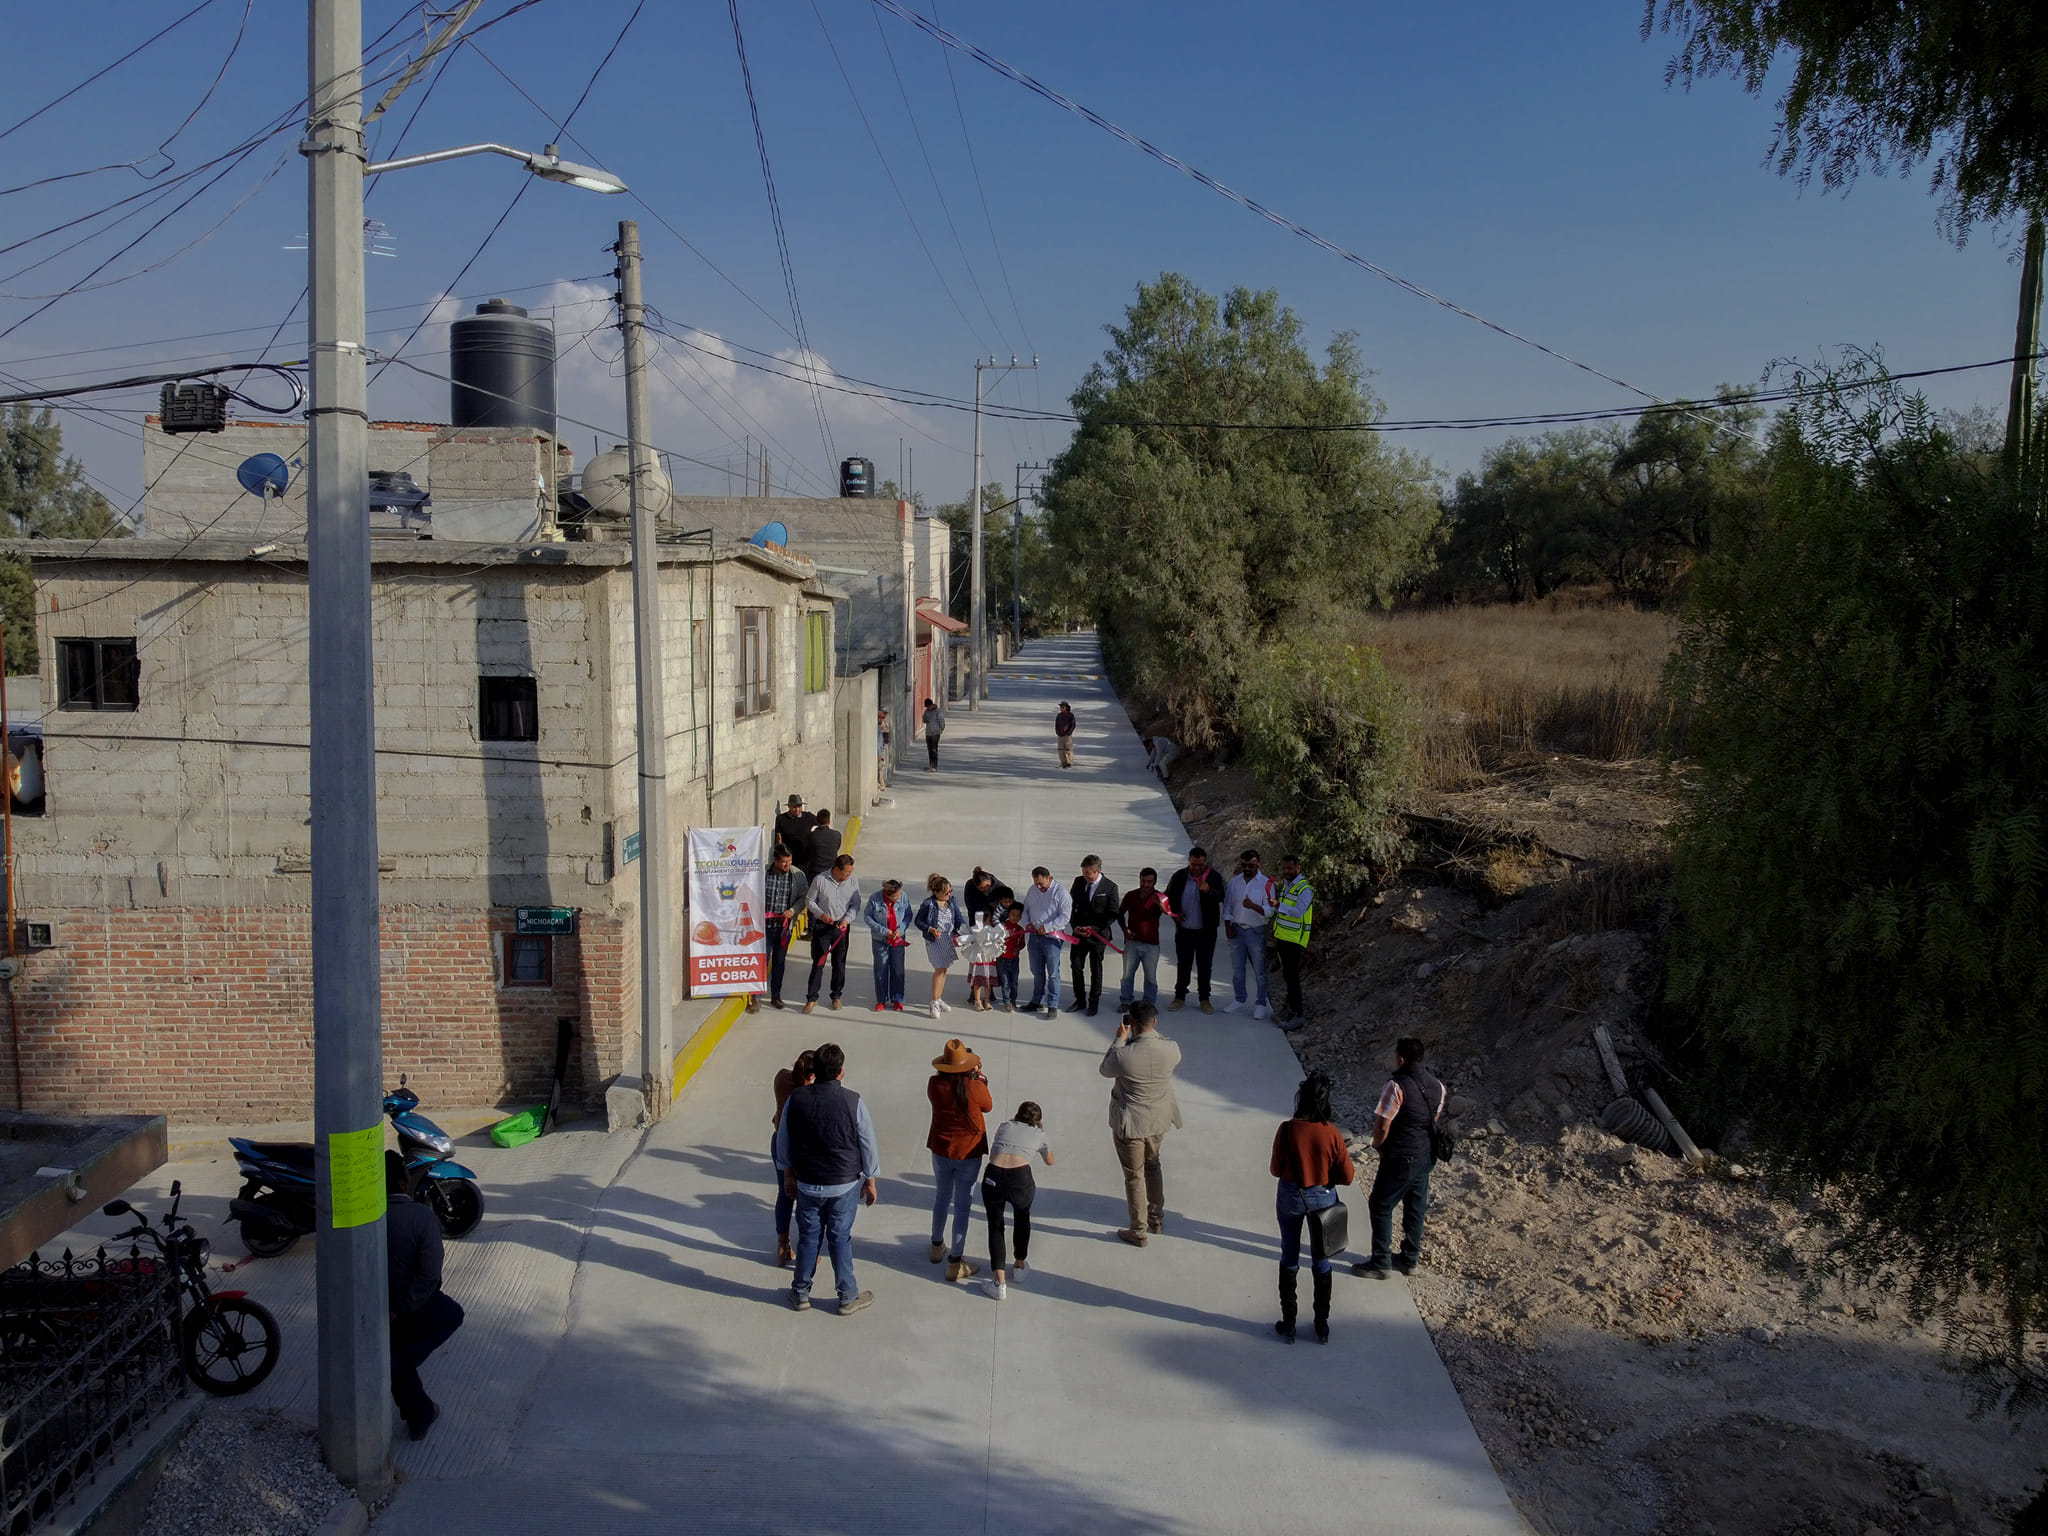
[236,453,290,497]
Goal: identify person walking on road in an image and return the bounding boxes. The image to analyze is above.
[1224,848,1276,1020]
[863,878,914,1011]
[804,854,860,1013]
[801,809,842,882]
[1099,1001,1183,1246]
[761,847,808,1011]
[1271,1071,1354,1345]
[981,1101,1055,1300]
[1055,701,1077,768]
[1271,854,1315,1030]
[387,1151,464,1440]
[1354,1037,1448,1280]
[1020,866,1073,1017]
[1165,847,1226,1013]
[1117,867,1169,1008]
[774,1042,879,1314]
[917,873,970,1017]
[1066,855,1120,1017]
[926,1038,992,1282]
[773,794,816,868]
[770,1049,817,1265]
[922,697,944,771]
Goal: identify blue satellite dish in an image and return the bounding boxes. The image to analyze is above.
[236,453,290,498]
[750,520,789,548]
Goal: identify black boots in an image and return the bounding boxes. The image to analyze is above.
[1274,1266,1298,1343]
[1312,1269,1332,1343]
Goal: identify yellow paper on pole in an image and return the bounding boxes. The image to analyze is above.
[327,1123,387,1229]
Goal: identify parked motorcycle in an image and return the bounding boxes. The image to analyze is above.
[103,1181,280,1395]
[229,1075,485,1256]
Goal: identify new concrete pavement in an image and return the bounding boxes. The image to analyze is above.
[372,634,1525,1535]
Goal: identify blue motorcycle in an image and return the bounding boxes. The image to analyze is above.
[228,1075,485,1256]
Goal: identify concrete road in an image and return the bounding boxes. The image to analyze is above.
[373,634,1526,1534]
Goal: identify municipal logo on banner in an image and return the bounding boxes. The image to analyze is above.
[687,826,768,995]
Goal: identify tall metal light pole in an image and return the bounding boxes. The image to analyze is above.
[616,220,678,1113]
[303,0,624,1491]
[968,355,1034,709]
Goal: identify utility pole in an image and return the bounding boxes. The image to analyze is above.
[305,0,390,1495]
[617,221,677,1116]
[969,355,1035,709]
[1013,462,1045,648]
[2005,215,2045,475]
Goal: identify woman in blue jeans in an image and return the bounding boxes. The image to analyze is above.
[1269,1071,1355,1343]
[926,1038,992,1282]
[769,1049,816,1266]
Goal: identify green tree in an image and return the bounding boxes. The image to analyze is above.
[1665,370,2048,1399]
[1647,0,2048,236]
[1436,429,1617,600]
[1042,274,1438,745]
[0,405,126,672]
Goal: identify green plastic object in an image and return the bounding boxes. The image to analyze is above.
[490,1105,547,1148]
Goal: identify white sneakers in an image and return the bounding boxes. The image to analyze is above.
[928,998,949,1017]
[1220,999,1241,1014]
[1012,1261,1028,1279]
[1254,1003,1269,1021]
[982,1278,1007,1300]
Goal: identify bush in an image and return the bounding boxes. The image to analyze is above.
[1665,378,2048,1398]
[1238,636,1415,895]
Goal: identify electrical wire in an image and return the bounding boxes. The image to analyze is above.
[0,0,223,146]
[0,360,304,411]
[924,0,1032,355]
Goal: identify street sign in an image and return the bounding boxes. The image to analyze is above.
[516,907,579,936]
[622,831,642,865]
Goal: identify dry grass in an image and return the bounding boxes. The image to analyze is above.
[1358,600,1680,788]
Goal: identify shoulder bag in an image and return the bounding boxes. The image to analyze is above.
[1309,1194,1348,1257]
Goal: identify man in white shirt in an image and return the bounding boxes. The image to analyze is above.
[1019,866,1073,1019]
[1223,848,1276,1020]
[803,854,862,1013]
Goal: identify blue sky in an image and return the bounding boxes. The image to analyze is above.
[1,0,2031,512]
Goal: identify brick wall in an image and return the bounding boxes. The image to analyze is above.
[6,905,630,1121]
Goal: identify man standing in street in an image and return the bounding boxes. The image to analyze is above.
[1271,853,1315,1030]
[1019,865,1072,1018]
[1066,855,1119,1017]
[804,853,861,1014]
[760,846,808,1011]
[1354,1037,1448,1279]
[1223,848,1276,1020]
[1099,1002,1182,1246]
[802,809,842,882]
[1117,867,1169,1008]
[1164,847,1226,1013]
[773,793,815,869]
[1054,701,1077,768]
[922,697,945,771]
[386,1151,464,1441]
[773,1041,879,1315]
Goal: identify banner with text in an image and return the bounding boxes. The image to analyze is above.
[687,825,768,995]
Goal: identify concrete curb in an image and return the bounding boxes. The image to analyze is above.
[49,1391,203,1536]
[311,1494,368,1536]
[669,995,748,1103]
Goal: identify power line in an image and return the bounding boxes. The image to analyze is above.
[0,0,223,145]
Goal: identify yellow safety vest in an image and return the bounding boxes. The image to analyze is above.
[1273,877,1314,946]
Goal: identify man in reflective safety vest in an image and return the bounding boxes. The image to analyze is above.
[1271,853,1315,1031]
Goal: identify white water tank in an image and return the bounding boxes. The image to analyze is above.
[581,443,672,519]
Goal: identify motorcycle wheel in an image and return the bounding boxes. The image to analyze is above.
[239,1219,298,1259]
[427,1178,485,1239]
[183,1296,280,1395]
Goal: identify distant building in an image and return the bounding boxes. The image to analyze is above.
[4,536,840,1119]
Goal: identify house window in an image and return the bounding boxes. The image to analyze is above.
[734,607,773,719]
[691,619,708,686]
[480,676,538,741]
[502,934,553,987]
[804,612,830,693]
[57,639,140,711]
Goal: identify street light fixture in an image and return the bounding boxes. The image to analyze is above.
[365,141,628,194]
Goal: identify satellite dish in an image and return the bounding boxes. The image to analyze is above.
[236,453,290,498]
[750,520,789,548]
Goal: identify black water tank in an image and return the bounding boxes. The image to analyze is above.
[839,456,875,498]
[450,299,556,435]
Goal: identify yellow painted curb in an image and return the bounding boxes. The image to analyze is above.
[672,995,749,1102]
[842,814,861,854]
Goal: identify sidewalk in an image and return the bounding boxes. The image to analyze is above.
[374,634,1527,1534]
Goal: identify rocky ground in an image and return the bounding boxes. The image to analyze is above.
[141,1407,349,1536]
[1165,753,2047,1536]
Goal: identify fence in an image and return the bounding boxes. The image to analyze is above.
[0,1247,185,1534]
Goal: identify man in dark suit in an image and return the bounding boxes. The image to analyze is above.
[1066,854,1121,1017]
[803,809,843,882]
[774,794,816,868]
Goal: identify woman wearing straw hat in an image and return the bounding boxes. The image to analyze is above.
[926,1039,993,1282]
